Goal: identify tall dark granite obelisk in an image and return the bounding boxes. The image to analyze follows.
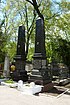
[30,18,51,85]
[12,26,28,82]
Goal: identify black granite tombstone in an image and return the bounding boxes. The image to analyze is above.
[11,26,28,82]
[29,18,51,85]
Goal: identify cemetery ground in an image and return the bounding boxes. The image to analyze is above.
[0,80,70,105]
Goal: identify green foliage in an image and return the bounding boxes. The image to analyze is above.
[5,79,14,84]
[27,47,34,61]
[56,39,70,69]
[60,0,70,12]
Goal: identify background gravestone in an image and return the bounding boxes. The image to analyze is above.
[29,18,51,85]
[3,55,10,78]
[11,26,28,82]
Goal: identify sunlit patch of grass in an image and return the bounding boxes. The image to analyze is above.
[5,79,14,84]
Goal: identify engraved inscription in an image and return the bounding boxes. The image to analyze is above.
[33,60,41,69]
[42,60,46,69]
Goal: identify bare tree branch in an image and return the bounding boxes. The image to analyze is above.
[26,0,44,20]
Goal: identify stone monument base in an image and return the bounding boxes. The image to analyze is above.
[28,69,51,85]
[10,70,28,82]
[41,82,55,92]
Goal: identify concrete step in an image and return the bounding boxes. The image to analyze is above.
[32,69,41,75]
[30,74,42,80]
